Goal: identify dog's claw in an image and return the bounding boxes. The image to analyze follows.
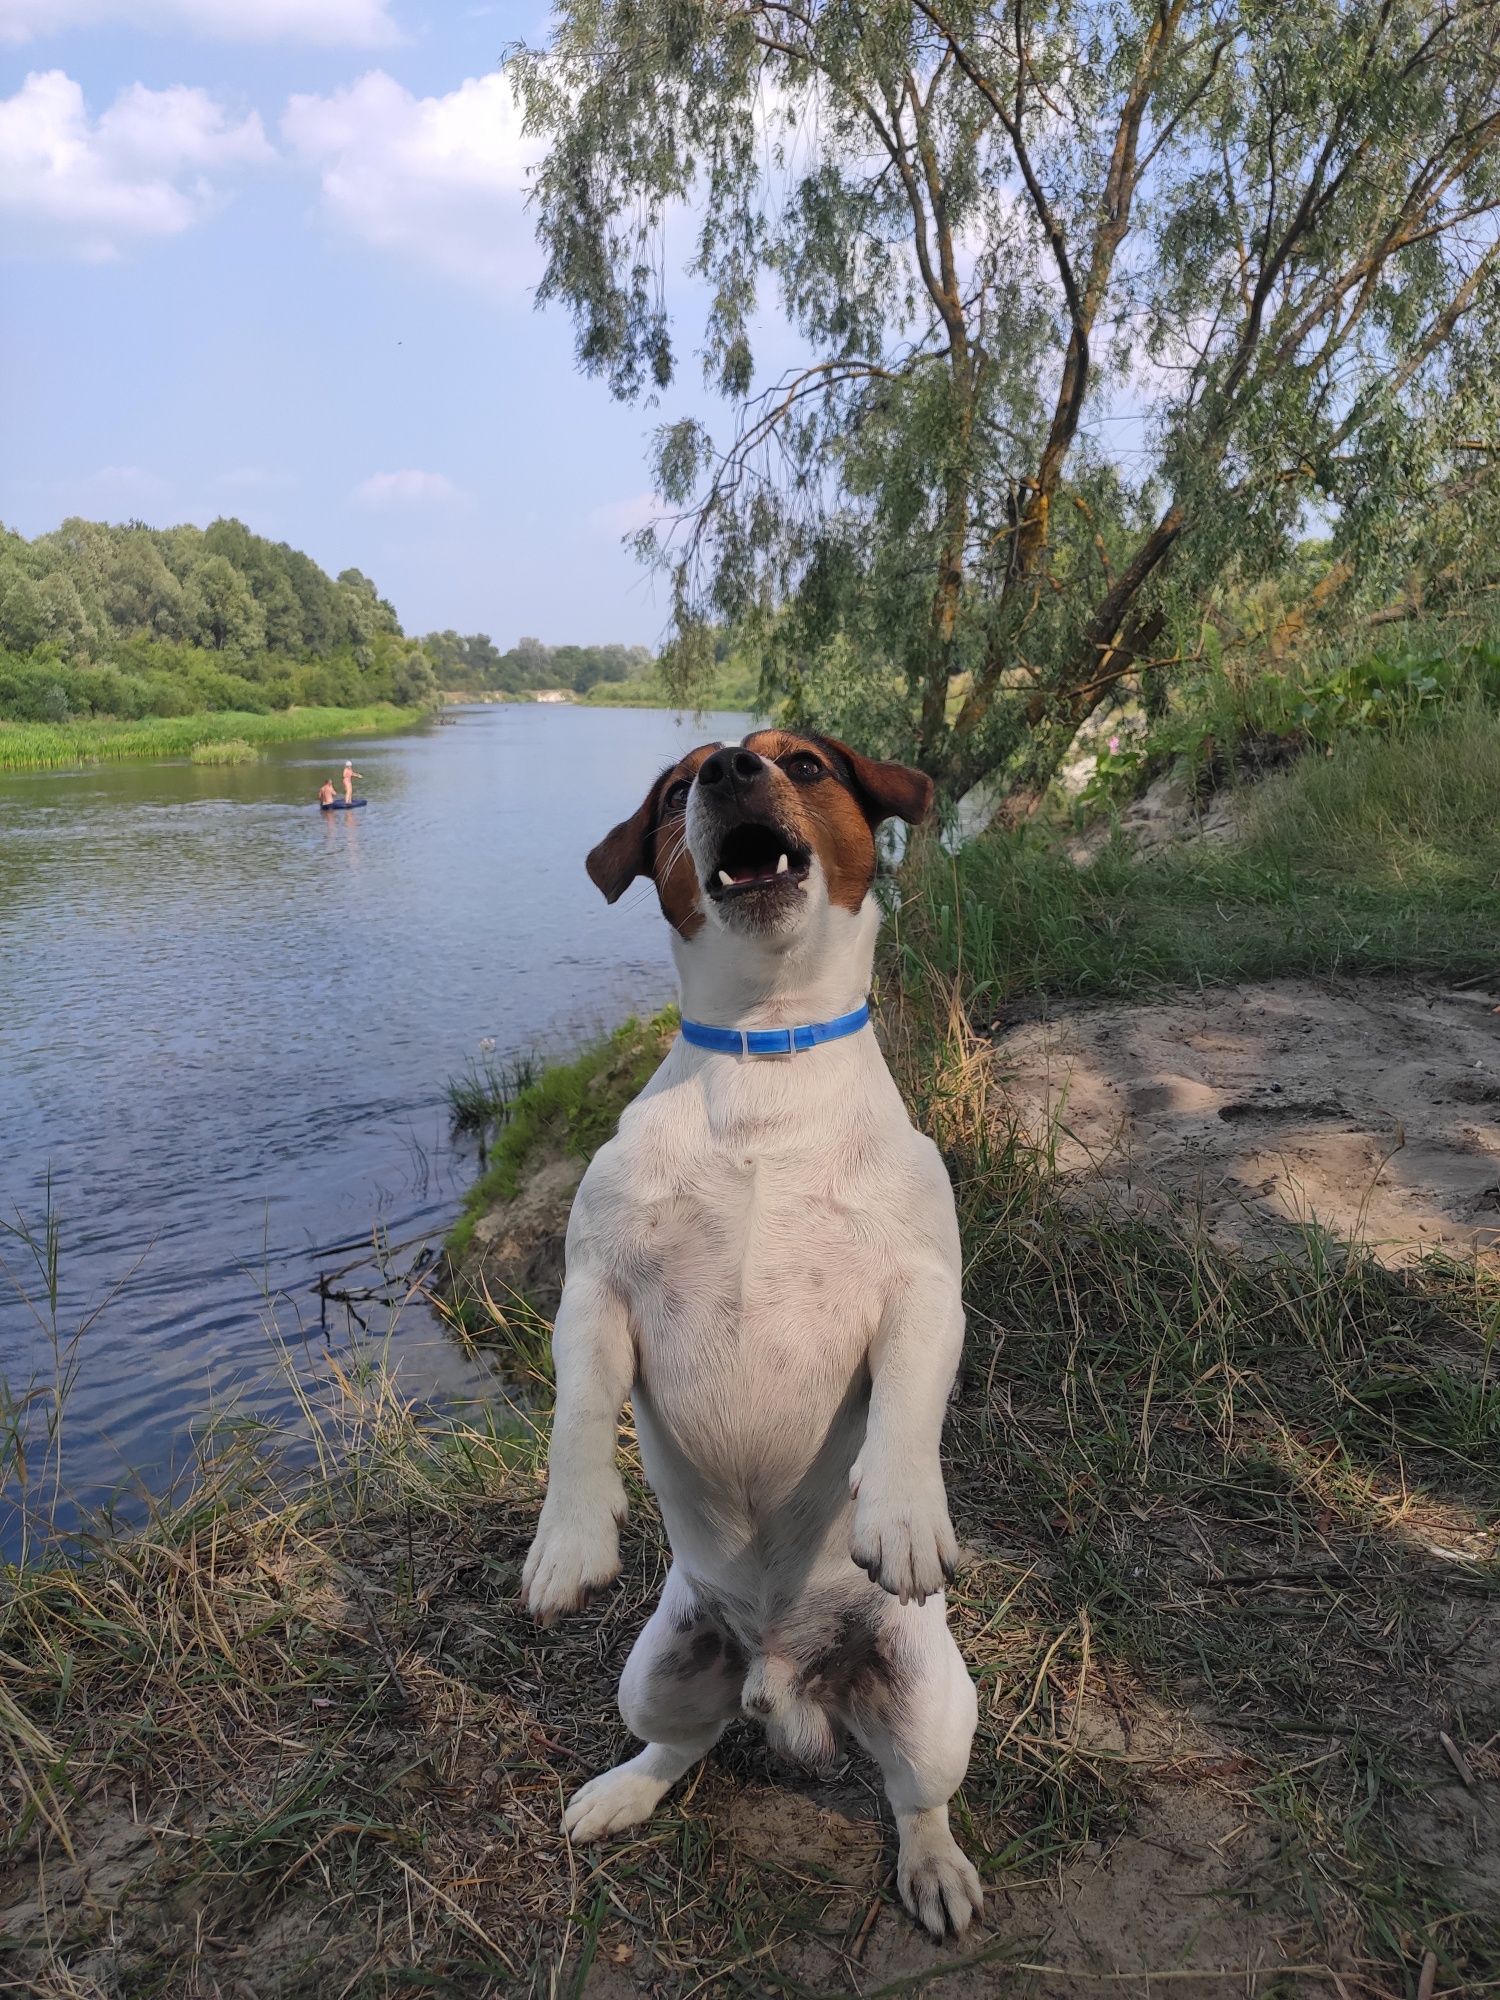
[850,1469,959,1604]
[898,1818,984,1939]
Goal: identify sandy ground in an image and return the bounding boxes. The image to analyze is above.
[994,975,1500,1265]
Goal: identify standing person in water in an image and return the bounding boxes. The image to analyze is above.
[342,759,362,804]
[318,779,337,806]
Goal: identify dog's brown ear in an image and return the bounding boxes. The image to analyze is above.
[818,737,934,828]
[586,784,661,903]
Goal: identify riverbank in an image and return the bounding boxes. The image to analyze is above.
[4,719,1497,1995]
[582,668,762,709]
[0,702,432,771]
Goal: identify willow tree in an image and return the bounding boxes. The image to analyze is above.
[513,0,1500,811]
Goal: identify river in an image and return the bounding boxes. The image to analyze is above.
[0,703,750,1556]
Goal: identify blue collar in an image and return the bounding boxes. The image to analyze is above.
[679,999,871,1059]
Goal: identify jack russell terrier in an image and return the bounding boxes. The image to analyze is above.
[521,730,982,1937]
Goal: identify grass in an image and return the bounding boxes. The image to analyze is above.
[911,704,1500,1014]
[0,703,430,772]
[188,736,260,766]
[442,1048,542,1135]
[443,1009,678,1263]
[3,990,1496,1994]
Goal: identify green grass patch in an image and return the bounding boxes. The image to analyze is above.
[188,736,260,765]
[443,1049,542,1134]
[444,1008,678,1262]
[0,702,429,771]
[910,705,1500,1011]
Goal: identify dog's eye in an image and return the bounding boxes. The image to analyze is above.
[784,752,823,783]
[662,779,691,815]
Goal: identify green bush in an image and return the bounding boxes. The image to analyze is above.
[0,703,428,771]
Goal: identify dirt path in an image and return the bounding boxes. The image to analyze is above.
[994,975,1500,1265]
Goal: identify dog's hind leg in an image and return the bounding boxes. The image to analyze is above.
[843,1600,983,1938]
[563,1567,744,1843]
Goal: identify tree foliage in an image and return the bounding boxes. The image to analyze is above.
[514,0,1500,807]
[423,629,653,694]
[0,517,418,721]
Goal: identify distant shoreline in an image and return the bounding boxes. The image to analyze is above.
[582,679,760,709]
[0,702,432,773]
[439,683,762,711]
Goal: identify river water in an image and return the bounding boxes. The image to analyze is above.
[0,704,749,1555]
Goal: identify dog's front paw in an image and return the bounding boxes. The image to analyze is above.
[521,1475,627,1624]
[849,1456,958,1605]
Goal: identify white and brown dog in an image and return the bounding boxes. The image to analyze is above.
[521,730,982,1936]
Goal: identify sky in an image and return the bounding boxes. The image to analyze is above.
[0,0,715,648]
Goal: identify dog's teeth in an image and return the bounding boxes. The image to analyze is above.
[776,852,789,874]
[718,870,734,888]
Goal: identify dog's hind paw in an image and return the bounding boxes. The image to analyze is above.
[564,1763,670,1842]
[897,1815,984,1938]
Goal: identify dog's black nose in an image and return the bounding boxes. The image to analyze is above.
[699,748,765,791]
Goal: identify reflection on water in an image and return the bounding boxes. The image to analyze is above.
[0,704,749,1552]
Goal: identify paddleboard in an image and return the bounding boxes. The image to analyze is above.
[319,799,367,811]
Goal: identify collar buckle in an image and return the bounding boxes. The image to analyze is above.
[738,1026,797,1059]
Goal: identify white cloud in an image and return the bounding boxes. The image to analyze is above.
[588,493,666,539]
[76,464,172,503]
[0,70,272,259]
[283,69,541,298]
[0,0,400,46]
[353,469,463,508]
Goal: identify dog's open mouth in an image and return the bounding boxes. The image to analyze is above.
[704,819,811,902]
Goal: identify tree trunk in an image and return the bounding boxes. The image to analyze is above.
[916,470,969,770]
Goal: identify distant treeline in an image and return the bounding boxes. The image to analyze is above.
[423,630,653,696]
[0,517,439,723]
[0,517,655,724]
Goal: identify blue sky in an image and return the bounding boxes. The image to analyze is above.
[0,0,713,647]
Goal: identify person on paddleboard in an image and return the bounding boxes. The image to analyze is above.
[341,759,362,805]
[318,779,338,806]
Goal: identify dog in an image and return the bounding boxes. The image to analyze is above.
[521,730,982,1937]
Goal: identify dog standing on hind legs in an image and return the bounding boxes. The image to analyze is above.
[521,730,983,1937]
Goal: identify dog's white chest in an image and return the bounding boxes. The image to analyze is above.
[630,1148,884,1425]
[585,1054,910,1498]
